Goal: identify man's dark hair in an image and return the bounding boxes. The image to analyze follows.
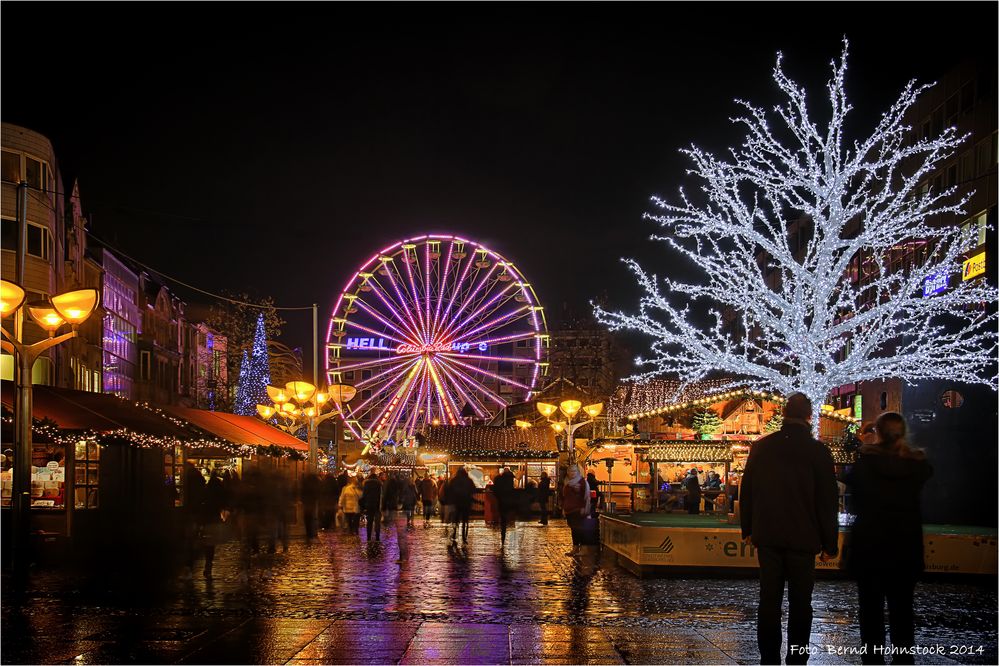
[783,393,813,420]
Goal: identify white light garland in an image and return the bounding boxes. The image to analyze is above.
[594,41,998,420]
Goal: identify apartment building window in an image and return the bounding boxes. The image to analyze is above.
[140,351,151,381]
[1,217,14,251]
[26,223,52,260]
[0,150,52,192]
[961,212,988,249]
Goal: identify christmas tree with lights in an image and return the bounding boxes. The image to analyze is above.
[595,41,998,424]
[692,409,722,439]
[234,314,271,415]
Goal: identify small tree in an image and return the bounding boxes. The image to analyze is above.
[595,42,998,425]
[692,409,723,439]
[764,412,783,433]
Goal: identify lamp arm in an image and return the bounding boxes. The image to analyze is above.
[0,340,14,356]
[314,410,339,426]
[23,331,78,363]
[0,326,14,344]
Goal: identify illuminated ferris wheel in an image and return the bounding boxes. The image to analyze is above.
[326,234,549,444]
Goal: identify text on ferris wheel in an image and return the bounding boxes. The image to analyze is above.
[344,337,488,353]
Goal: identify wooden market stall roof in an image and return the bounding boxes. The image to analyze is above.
[420,425,559,459]
[0,381,206,443]
[163,406,308,452]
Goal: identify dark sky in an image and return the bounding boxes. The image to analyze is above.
[3,3,996,373]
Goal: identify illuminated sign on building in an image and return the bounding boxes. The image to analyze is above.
[922,272,948,297]
[962,252,986,281]
[345,337,488,354]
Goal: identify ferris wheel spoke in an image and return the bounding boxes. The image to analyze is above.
[440,355,533,391]
[453,305,533,344]
[334,353,415,374]
[402,364,430,434]
[441,261,498,339]
[435,359,489,418]
[401,247,429,339]
[456,330,538,347]
[441,280,519,342]
[435,356,509,408]
[354,356,422,391]
[430,240,456,341]
[439,352,538,366]
[339,312,415,348]
[381,361,425,438]
[370,359,424,437]
[438,247,477,340]
[378,261,426,343]
[426,359,460,425]
[423,241,434,340]
[358,278,425,344]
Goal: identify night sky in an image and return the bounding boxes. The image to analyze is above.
[3,4,996,373]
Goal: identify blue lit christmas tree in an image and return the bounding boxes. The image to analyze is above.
[234,314,271,415]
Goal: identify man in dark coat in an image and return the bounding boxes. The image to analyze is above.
[741,393,840,665]
[360,472,383,542]
[447,468,476,544]
[300,472,321,543]
[493,468,516,545]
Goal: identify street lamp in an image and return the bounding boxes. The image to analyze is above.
[1,279,100,569]
[534,399,603,463]
[257,380,356,472]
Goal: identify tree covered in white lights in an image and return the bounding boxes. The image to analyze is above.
[595,43,998,426]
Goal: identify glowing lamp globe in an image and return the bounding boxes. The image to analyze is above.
[328,384,357,404]
[515,419,531,429]
[582,402,604,419]
[256,404,275,419]
[0,280,26,317]
[559,400,582,418]
[550,422,565,433]
[287,381,316,403]
[51,288,100,326]
[536,402,557,418]
[26,301,65,334]
[266,385,290,404]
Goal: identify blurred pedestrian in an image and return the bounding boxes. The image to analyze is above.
[448,467,475,545]
[586,472,602,518]
[561,464,589,557]
[436,475,449,523]
[319,473,340,531]
[493,467,516,546]
[201,470,226,579]
[419,474,438,527]
[537,470,552,525]
[301,471,320,543]
[338,474,363,535]
[400,475,419,529]
[740,393,839,665]
[181,461,206,580]
[360,472,383,542]
[844,412,933,664]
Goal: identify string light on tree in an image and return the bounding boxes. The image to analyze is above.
[235,314,272,416]
[594,41,998,424]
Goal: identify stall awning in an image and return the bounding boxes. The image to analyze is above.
[420,425,558,459]
[162,406,308,452]
[645,441,734,463]
[0,381,204,442]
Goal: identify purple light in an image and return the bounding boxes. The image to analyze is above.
[439,279,517,342]
[457,306,531,343]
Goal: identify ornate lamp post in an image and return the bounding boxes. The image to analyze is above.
[535,399,603,464]
[1,279,100,568]
[256,380,356,472]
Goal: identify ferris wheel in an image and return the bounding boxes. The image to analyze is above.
[326,234,549,444]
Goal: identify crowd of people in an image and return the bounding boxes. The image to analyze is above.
[180,400,934,665]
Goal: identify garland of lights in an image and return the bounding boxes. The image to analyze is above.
[594,41,998,423]
[419,425,560,459]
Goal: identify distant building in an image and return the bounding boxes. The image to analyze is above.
[187,321,227,410]
[547,302,628,399]
[89,246,140,399]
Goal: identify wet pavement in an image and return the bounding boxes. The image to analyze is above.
[2,520,996,664]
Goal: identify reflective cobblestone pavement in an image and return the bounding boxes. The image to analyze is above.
[3,522,996,664]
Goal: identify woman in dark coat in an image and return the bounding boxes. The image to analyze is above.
[844,412,933,664]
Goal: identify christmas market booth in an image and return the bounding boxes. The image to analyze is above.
[419,425,559,517]
[604,379,860,514]
[1,382,307,566]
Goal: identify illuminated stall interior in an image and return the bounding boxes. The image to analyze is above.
[419,425,558,488]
